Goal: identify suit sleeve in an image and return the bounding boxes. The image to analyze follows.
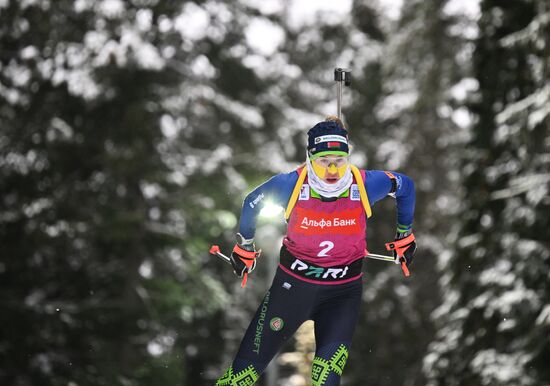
[364,170,416,230]
[238,171,298,239]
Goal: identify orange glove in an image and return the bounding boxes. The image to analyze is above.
[230,244,260,277]
[386,232,416,267]
[229,234,261,287]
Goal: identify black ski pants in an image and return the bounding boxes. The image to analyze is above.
[215,267,363,385]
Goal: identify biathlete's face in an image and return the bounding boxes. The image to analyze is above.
[312,155,349,184]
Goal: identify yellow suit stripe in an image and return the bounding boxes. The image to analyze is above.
[285,165,372,220]
[284,167,308,220]
[350,165,372,218]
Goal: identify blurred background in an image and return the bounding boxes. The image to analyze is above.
[1,0,549,385]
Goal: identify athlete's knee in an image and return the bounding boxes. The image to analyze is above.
[311,343,350,385]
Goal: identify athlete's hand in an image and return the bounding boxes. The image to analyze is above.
[385,231,416,267]
[230,234,261,278]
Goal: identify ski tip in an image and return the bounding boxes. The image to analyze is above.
[241,272,248,288]
[209,245,220,255]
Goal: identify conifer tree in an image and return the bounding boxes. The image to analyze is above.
[424,1,550,384]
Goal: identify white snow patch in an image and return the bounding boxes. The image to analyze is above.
[65,43,89,68]
[478,284,539,316]
[50,117,74,139]
[91,27,165,70]
[470,350,532,385]
[191,55,217,79]
[74,0,94,13]
[20,0,40,9]
[67,69,101,99]
[240,0,284,15]
[378,0,403,21]
[160,114,180,139]
[20,46,39,60]
[287,0,352,28]
[202,145,233,175]
[451,107,473,129]
[158,15,173,33]
[4,62,32,87]
[376,139,408,169]
[97,0,125,19]
[245,17,285,56]
[457,233,482,249]
[213,94,264,128]
[139,260,153,278]
[449,77,479,102]
[496,84,550,129]
[479,260,514,287]
[174,2,210,41]
[443,0,480,19]
[242,54,302,79]
[491,173,550,200]
[120,28,165,70]
[136,8,153,32]
[84,30,109,52]
[23,198,52,218]
[147,333,175,357]
[497,317,517,332]
[376,91,418,121]
[536,305,550,326]
[140,182,162,199]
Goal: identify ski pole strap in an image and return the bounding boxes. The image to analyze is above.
[232,245,259,268]
[240,272,248,288]
[401,262,410,277]
[385,233,416,257]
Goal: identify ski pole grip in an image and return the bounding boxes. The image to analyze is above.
[210,245,221,255]
[334,68,351,86]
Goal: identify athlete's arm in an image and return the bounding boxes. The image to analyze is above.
[238,171,298,239]
[364,170,416,231]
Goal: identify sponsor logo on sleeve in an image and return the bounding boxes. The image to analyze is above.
[249,193,265,209]
[396,175,402,191]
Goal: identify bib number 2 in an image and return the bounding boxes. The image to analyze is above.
[318,241,334,257]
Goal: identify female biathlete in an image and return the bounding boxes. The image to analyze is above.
[215,117,417,385]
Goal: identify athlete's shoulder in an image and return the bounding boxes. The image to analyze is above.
[362,169,400,181]
[269,169,300,184]
[362,169,381,178]
[256,169,300,195]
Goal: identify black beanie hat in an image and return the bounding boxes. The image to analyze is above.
[307,120,349,158]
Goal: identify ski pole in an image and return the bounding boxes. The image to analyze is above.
[209,245,231,264]
[211,245,408,280]
[334,68,351,120]
[364,252,410,277]
[365,252,395,262]
[209,245,250,288]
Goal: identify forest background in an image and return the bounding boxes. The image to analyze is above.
[1,0,549,385]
